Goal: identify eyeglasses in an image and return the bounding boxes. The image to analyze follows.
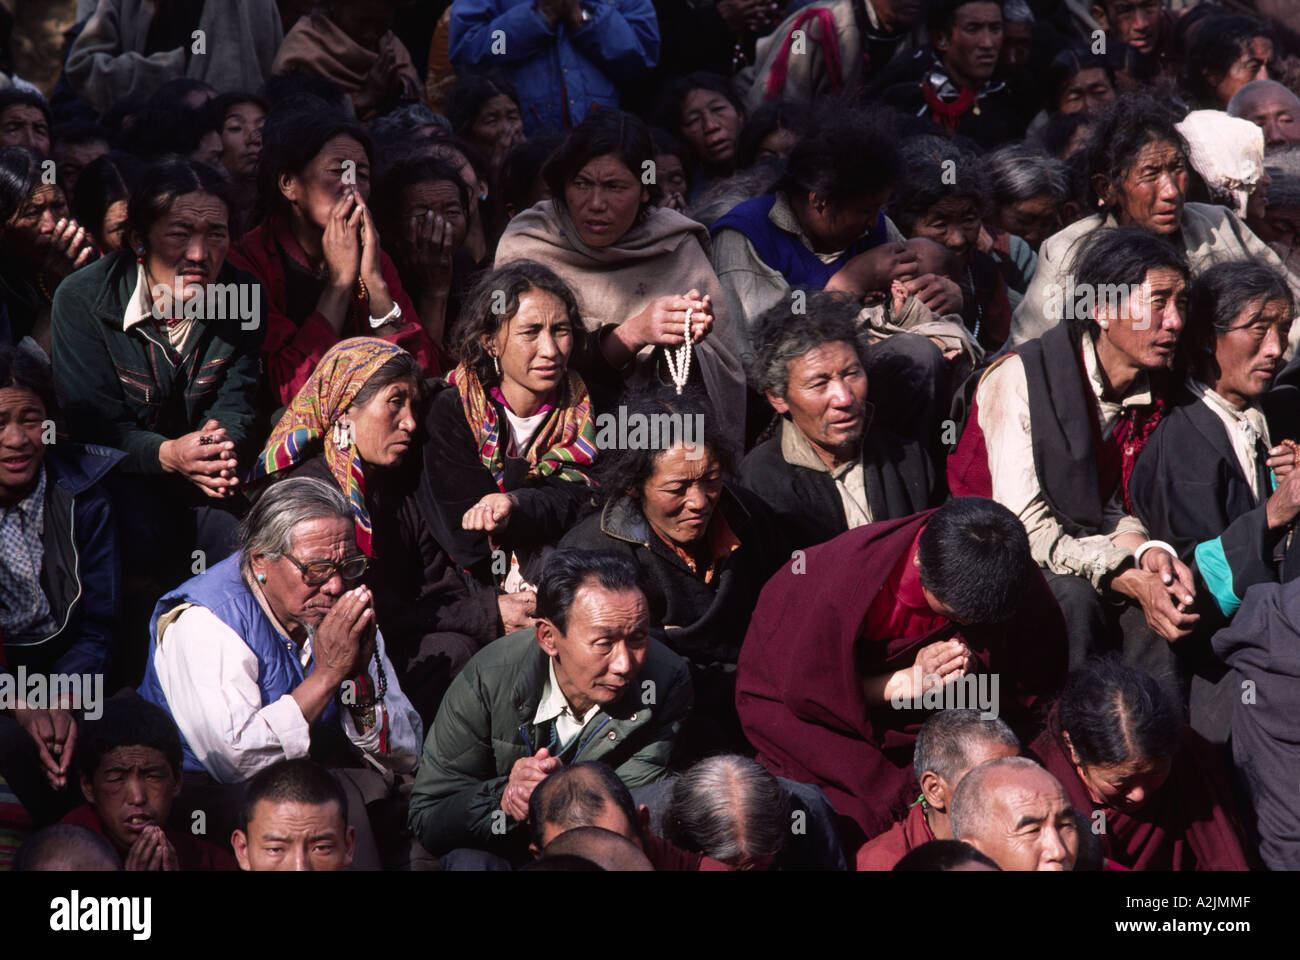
[281,552,370,586]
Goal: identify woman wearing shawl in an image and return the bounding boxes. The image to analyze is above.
[494,109,747,452]
[250,338,514,725]
[421,262,600,590]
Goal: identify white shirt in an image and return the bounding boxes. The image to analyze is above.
[975,334,1148,590]
[533,657,601,750]
[503,406,549,458]
[152,605,423,784]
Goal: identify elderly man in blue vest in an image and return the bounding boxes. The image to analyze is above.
[138,476,422,867]
[408,549,692,862]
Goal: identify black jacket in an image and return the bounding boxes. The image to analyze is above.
[739,419,936,550]
[1130,384,1300,630]
[420,382,596,582]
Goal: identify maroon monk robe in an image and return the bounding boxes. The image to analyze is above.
[856,800,933,870]
[1030,708,1252,871]
[735,510,1068,849]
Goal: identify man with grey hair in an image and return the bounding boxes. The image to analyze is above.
[949,756,1079,871]
[740,290,937,550]
[857,709,1020,869]
[138,476,422,786]
[1228,79,1300,153]
[985,144,1066,252]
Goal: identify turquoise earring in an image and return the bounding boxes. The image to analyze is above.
[256,573,266,583]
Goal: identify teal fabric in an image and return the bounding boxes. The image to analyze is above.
[1194,536,1241,617]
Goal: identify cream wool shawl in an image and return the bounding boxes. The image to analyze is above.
[496,201,747,449]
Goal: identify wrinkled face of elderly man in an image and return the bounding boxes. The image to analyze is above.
[248,515,371,635]
[767,340,870,467]
[963,765,1079,871]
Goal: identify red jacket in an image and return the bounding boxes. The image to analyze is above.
[229,216,445,407]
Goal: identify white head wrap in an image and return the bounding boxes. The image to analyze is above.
[1176,110,1266,217]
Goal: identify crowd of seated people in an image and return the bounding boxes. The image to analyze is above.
[4,0,1300,874]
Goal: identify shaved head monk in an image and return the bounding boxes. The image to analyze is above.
[857,709,1020,870]
[949,756,1079,871]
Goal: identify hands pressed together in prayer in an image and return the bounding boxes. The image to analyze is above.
[159,418,239,499]
[12,706,77,791]
[124,824,179,872]
[861,638,973,706]
[320,189,397,334]
[314,585,379,686]
[502,747,563,821]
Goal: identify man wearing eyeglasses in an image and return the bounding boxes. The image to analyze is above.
[136,478,423,864]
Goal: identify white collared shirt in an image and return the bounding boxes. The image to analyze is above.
[533,657,601,750]
[124,262,197,352]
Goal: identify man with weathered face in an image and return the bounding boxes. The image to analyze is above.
[408,550,693,863]
[1229,80,1300,153]
[950,756,1079,870]
[857,709,1020,869]
[231,758,354,871]
[0,92,51,155]
[1090,0,1168,59]
[740,291,938,550]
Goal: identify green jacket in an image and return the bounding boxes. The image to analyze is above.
[407,628,693,856]
[51,252,265,474]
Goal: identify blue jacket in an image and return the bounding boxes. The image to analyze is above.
[2,443,124,678]
[449,0,659,135]
[139,554,341,774]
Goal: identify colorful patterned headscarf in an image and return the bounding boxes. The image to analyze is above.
[445,363,597,491]
[250,338,411,556]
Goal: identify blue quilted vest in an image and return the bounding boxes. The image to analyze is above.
[711,194,890,288]
[138,554,341,774]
